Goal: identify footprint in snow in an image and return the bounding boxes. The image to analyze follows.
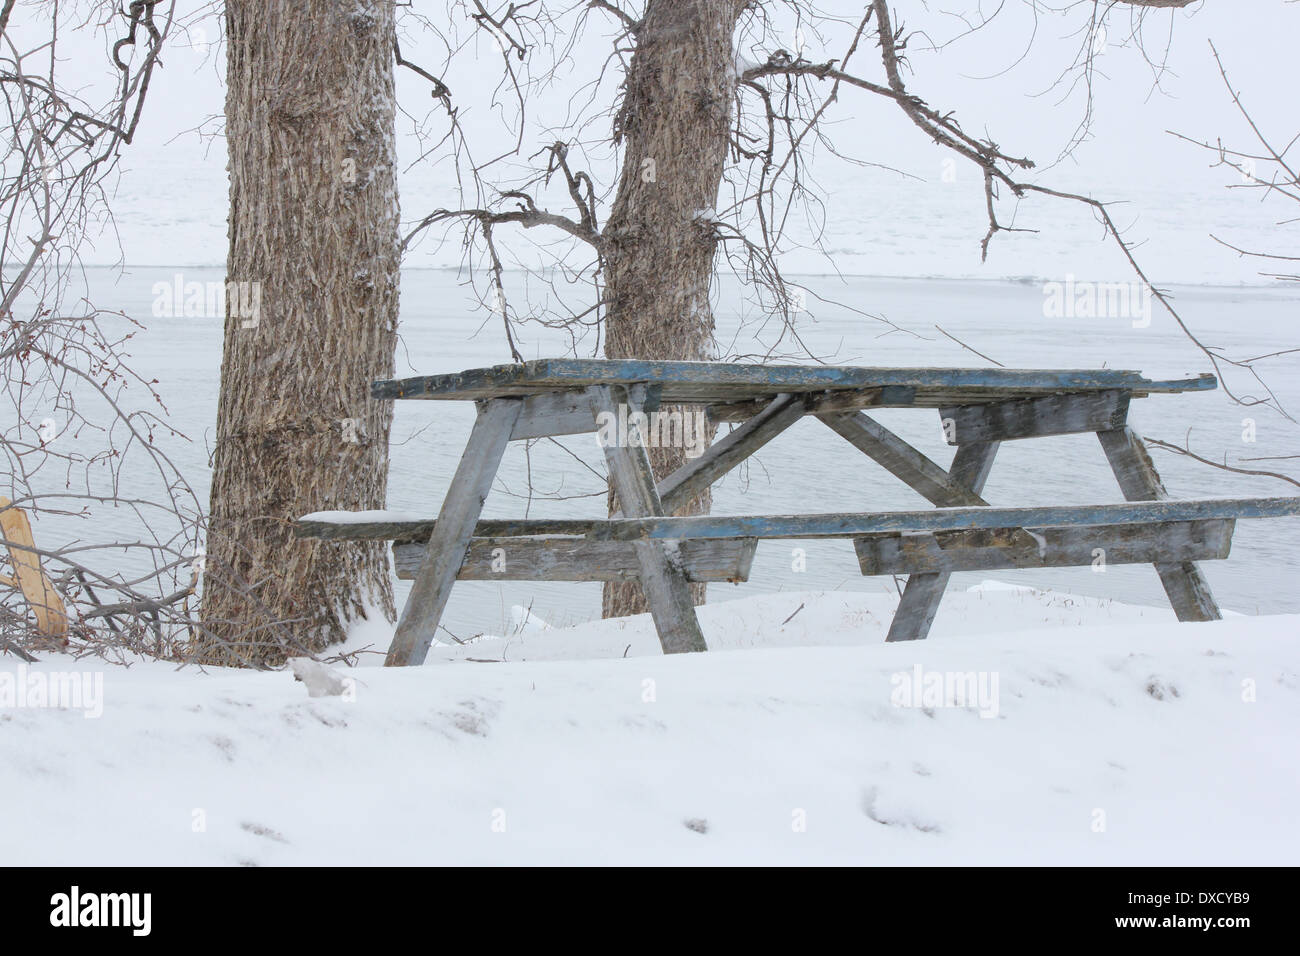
[240,821,289,844]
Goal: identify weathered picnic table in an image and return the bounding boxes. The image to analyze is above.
[295,360,1300,666]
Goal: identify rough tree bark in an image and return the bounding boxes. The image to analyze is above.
[199,0,399,664]
[600,0,746,618]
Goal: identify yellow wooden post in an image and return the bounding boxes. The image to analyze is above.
[0,496,68,638]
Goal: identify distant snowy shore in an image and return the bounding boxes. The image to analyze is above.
[3,582,1296,866]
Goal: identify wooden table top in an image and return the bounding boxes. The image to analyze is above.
[372,358,1217,408]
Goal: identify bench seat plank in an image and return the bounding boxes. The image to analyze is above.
[854,518,1234,575]
[393,536,758,583]
[584,497,1300,541]
[295,515,593,542]
[298,496,1300,544]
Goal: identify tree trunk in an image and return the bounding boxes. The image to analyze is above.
[199,0,399,665]
[599,0,744,618]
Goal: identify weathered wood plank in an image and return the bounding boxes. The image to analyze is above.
[1097,426,1222,621]
[816,414,1031,640]
[804,386,916,416]
[939,390,1130,445]
[705,385,1143,410]
[946,440,1000,491]
[589,385,708,654]
[295,515,595,542]
[582,496,1300,541]
[385,399,521,666]
[707,387,907,423]
[0,495,69,637]
[373,360,1217,403]
[652,393,805,515]
[298,495,1300,546]
[817,411,988,507]
[855,518,1234,575]
[393,536,758,582]
[886,441,1000,643]
[509,385,667,440]
[509,390,603,441]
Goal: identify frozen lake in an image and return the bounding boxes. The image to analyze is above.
[24,267,1300,640]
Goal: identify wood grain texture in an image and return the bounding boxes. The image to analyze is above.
[590,385,708,653]
[295,516,594,541]
[653,393,804,515]
[373,360,1217,403]
[1097,426,1222,621]
[300,496,1300,544]
[885,441,1000,642]
[509,390,607,441]
[0,496,68,637]
[818,411,989,507]
[707,387,900,422]
[201,0,400,663]
[385,399,521,666]
[854,518,1234,575]
[393,536,758,582]
[939,390,1130,445]
[582,496,1300,541]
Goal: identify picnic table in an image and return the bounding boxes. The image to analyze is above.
[295,359,1300,666]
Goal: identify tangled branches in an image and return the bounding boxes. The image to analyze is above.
[0,2,218,663]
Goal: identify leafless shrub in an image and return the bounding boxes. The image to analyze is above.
[0,1,222,663]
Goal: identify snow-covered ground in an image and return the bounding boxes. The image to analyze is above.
[3,582,1296,865]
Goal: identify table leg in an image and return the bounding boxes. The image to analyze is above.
[1097,426,1221,621]
[384,398,522,666]
[886,440,1001,642]
[589,385,708,654]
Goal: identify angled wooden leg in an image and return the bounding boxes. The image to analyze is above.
[816,411,1002,642]
[1097,426,1221,621]
[656,393,804,515]
[590,385,708,654]
[385,399,522,666]
[886,441,1000,642]
[818,411,989,507]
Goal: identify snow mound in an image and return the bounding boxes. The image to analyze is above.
[2,587,1296,865]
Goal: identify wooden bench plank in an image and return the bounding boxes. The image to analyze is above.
[301,496,1300,545]
[855,518,1234,575]
[295,515,594,542]
[393,536,758,583]
[939,390,1130,445]
[584,496,1300,541]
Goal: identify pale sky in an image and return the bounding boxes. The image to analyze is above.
[41,0,1299,282]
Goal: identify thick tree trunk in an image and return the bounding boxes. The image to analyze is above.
[199,1,399,665]
[600,0,744,618]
